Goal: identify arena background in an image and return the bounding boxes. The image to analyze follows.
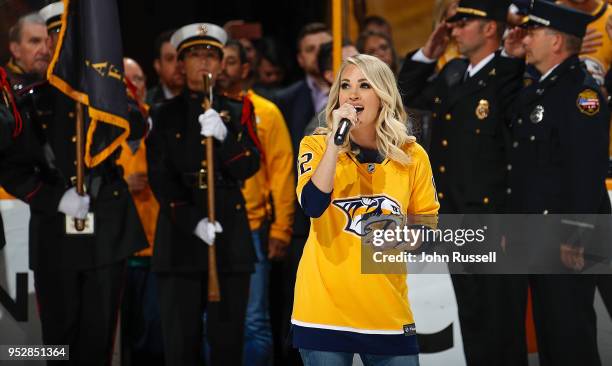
[1,0,612,364]
[0,0,433,85]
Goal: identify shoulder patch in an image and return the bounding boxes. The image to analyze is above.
[576,89,600,116]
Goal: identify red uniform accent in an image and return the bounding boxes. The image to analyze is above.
[241,94,264,160]
[25,183,43,202]
[125,77,149,119]
[0,66,23,138]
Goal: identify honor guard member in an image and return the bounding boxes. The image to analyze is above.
[5,12,50,91]
[0,49,149,366]
[0,66,23,250]
[146,23,260,366]
[0,4,148,361]
[509,2,611,365]
[398,1,529,365]
[39,1,64,55]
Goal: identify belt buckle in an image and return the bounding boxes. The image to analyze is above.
[198,169,207,189]
[65,213,95,235]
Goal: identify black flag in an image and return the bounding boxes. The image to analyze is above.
[47,0,129,167]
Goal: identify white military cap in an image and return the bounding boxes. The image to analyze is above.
[170,23,228,56]
[39,2,64,33]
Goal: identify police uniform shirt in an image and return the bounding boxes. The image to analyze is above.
[399,50,525,213]
[509,55,611,215]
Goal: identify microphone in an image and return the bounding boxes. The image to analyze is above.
[334,118,352,146]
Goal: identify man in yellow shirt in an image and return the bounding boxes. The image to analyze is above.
[217,39,295,366]
[117,58,164,365]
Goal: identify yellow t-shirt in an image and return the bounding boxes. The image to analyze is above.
[291,134,439,354]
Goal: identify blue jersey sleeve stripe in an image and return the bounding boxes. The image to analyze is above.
[300,179,332,218]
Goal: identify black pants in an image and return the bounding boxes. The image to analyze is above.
[271,235,306,366]
[451,274,528,366]
[530,275,600,366]
[121,265,165,366]
[596,274,612,320]
[157,271,250,366]
[34,261,126,366]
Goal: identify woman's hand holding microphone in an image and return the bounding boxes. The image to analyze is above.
[329,103,359,150]
[312,104,359,193]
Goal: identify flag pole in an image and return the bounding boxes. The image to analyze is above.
[202,73,221,302]
[332,0,343,77]
[74,102,86,231]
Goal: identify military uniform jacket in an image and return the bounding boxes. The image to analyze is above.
[399,50,524,213]
[147,89,259,273]
[0,83,147,271]
[4,60,41,93]
[0,100,13,250]
[0,99,15,150]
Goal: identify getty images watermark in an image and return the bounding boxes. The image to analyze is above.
[360,213,612,275]
[367,220,495,264]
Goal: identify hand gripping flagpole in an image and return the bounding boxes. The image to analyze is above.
[202,72,221,302]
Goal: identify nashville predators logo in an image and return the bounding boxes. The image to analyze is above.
[332,195,402,237]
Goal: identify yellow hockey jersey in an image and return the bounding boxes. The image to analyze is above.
[579,1,612,86]
[291,134,439,354]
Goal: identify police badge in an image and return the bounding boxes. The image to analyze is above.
[476,99,489,120]
[530,105,544,124]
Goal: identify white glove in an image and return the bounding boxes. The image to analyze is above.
[198,108,227,141]
[193,218,223,246]
[58,187,90,219]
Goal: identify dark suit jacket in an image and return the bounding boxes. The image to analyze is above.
[146,84,167,107]
[276,79,316,237]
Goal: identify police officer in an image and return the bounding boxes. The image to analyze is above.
[509,2,611,365]
[146,23,259,365]
[398,1,529,365]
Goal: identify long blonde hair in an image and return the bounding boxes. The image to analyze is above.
[317,54,415,165]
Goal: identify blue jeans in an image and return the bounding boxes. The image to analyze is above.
[243,229,273,366]
[299,349,420,366]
